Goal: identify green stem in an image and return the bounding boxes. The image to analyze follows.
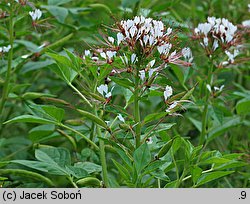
[134,70,141,148]
[0,4,14,115]
[60,123,99,150]
[94,109,109,187]
[67,176,78,188]
[69,83,93,108]
[200,62,213,145]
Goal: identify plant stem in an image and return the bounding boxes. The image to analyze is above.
[69,83,93,108]
[67,176,78,188]
[0,4,14,115]
[200,62,213,145]
[94,109,109,187]
[134,69,141,148]
[60,123,99,150]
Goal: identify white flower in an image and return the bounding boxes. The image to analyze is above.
[225,49,239,63]
[164,85,173,100]
[214,85,224,92]
[131,53,137,64]
[100,52,107,59]
[197,23,212,36]
[212,40,219,51]
[148,59,156,68]
[157,43,172,55]
[97,84,112,98]
[0,45,11,53]
[242,20,250,27]
[146,137,153,144]
[106,51,116,59]
[203,37,209,47]
[108,37,114,44]
[29,9,42,21]
[100,51,116,60]
[148,68,158,78]
[166,101,178,113]
[120,54,129,65]
[84,50,91,57]
[206,84,212,92]
[139,70,146,81]
[117,33,124,46]
[181,47,193,62]
[117,114,125,123]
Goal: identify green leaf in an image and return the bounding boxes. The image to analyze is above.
[12,160,66,175]
[74,162,102,174]
[48,0,72,6]
[188,117,202,132]
[143,160,166,175]
[110,77,134,89]
[4,115,57,125]
[208,117,242,142]
[21,60,54,74]
[150,169,170,181]
[42,6,68,23]
[144,112,168,124]
[196,171,234,187]
[65,166,88,179]
[28,124,56,142]
[133,143,151,173]
[145,123,176,137]
[35,147,71,167]
[41,105,65,122]
[122,0,140,7]
[236,98,250,115]
[112,159,131,181]
[171,64,184,85]
[191,166,203,184]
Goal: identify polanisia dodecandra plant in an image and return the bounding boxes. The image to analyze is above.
[2,1,249,188]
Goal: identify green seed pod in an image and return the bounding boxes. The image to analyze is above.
[119,123,131,131]
[88,92,106,102]
[105,145,116,153]
[76,177,101,187]
[157,138,174,158]
[77,109,108,129]
[65,119,84,126]
[22,92,55,100]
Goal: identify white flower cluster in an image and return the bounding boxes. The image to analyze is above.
[97,84,113,98]
[195,17,237,50]
[114,16,193,65]
[117,16,171,47]
[29,9,42,21]
[0,45,11,53]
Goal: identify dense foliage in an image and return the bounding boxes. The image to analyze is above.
[0,0,249,188]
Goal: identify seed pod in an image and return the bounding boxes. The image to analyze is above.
[88,92,106,102]
[76,177,101,187]
[119,123,131,131]
[22,92,55,100]
[77,109,108,129]
[64,119,84,126]
[157,138,175,158]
